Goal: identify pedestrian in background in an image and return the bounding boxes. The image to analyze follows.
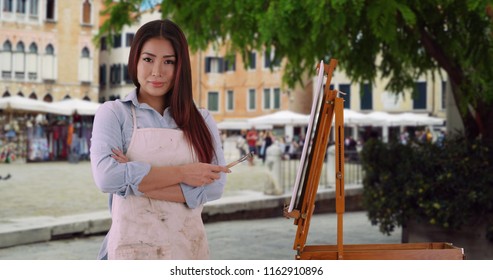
[90,19,230,260]
[246,127,258,165]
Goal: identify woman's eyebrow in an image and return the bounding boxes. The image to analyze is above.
[141,52,176,59]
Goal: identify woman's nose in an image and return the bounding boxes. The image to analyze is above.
[151,63,163,77]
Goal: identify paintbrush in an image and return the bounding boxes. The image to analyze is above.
[226,152,254,168]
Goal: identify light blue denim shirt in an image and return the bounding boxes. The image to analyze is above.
[90,89,226,209]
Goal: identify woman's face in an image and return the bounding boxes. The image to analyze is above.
[137,37,176,99]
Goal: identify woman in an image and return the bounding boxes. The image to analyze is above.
[90,19,230,260]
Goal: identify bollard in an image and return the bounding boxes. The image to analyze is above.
[264,143,283,195]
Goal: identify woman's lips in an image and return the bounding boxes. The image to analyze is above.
[149,81,165,87]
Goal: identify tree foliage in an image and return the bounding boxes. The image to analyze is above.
[97,0,493,142]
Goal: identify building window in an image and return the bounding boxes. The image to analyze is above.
[3,0,13,12]
[113,34,122,48]
[263,88,271,110]
[100,37,107,51]
[42,44,55,80]
[45,0,55,21]
[413,81,427,110]
[43,93,53,102]
[207,91,219,112]
[273,88,281,109]
[123,64,132,84]
[29,0,38,17]
[79,47,92,82]
[126,33,134,47]
[224,56,235,72]
[27,42,38,80]
[360,83,372,110]
[264,49,281,68]
[2,40,12,51]
[248,88,256,110]
[110,64,122,85]
[99,64,106,88]
[339,83,351,109]
[82,0,91,25]
[262,88,281,110]
[45,44,54,54]
[205,57,223,73]
[248,52,256,69]
[1,40,13,79]
[28,92,37,99]
[226,90,234,111]
[16,0,26,13]
[81,47,89,58]
[14,41,25,80]
[28,42,37,53]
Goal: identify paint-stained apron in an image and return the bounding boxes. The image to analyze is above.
[107,106,209,260]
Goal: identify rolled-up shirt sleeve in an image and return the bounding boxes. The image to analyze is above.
[181,109,227,208]
[90,102,149,197]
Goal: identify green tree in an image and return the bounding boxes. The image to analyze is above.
[98,0,493,143]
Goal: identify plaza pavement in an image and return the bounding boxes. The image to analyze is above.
[0,141,403,259]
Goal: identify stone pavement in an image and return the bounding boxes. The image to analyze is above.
[0,158,366,249]
[0,145,403,259]
[0,211,402,260]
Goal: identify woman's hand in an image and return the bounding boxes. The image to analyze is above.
[179,162,231,187]
[111,148,129,163]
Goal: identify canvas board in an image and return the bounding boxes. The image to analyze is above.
[288,61,326,212]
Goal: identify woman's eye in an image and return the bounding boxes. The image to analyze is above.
[143,57,152,62]
[164,60,175,65]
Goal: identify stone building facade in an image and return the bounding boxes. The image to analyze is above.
[0,0,100,102]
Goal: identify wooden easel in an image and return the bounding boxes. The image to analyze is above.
[284,59,464,260]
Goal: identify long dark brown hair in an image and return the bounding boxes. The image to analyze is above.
[128,19,214,163]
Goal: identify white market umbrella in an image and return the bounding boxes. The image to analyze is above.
[0,96,72,115]
[51,98,101,116]
[248,110,310,126]
[342,109,371,126]
[393,112,445,126]
[217,120,273,130]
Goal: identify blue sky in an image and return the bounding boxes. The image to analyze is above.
[141,0,161,11]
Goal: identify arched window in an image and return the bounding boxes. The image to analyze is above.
[3,91,11,97]
[42,44,56,80]
[63,94,71,100]
[43,93,53,102]
[29,42,37,53]
[81,47,90,58]
[16,41,25,52]
[1,41,13,79]
[45,44,54,55]
[82,0,92,25]
[79,46,92,82]
[29,92,37,99]
[3,40,12,51]
[17,91,24,97]
[27,42,38,80]
[14,41,26,79]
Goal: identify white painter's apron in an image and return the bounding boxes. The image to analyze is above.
[107,106,209,260]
